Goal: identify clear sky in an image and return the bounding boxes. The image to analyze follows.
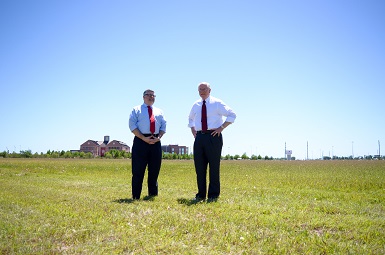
[1,0,384,159]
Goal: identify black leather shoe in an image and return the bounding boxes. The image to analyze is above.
[207,197,218,202]
[193,196,205,202]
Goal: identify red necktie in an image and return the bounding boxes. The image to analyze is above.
[201,100,207,131]
[148,106,155,134]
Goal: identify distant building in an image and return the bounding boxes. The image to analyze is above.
[80,136,130,157]
[161,144,189,155]
[285,150,292,160]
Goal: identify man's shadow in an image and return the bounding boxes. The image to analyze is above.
[113,196,155,204]
[177,197,217,206]
[113,198,135,204]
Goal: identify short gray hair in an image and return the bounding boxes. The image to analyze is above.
[143,89,154,96]
[198,82,210,89]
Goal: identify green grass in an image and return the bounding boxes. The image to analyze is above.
[1,159,384,254]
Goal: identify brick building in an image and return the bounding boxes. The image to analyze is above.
[80,136,130,157]
[161,144,189,155]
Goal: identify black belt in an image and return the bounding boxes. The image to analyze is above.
[143,133,159,137]
[197,130,214,135]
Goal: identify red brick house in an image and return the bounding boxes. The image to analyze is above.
[106,140,130,152]
[80,136,130,157]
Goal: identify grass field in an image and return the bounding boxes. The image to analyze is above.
[0,158,384,254]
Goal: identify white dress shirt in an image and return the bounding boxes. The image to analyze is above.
[188,96,236,131]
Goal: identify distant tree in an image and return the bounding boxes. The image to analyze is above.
[20,150,32,158]
[106,149,121,159]
[64,151,72,158]
[241,153,249,159]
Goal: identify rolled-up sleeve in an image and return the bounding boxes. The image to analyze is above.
[128,108,139,132]
[159,110,167,133]
[220,103,236,123]
[188,106,197,128]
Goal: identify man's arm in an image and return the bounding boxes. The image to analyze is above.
[190,127,197,138]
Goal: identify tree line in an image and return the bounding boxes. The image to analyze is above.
[0,150,276,160]
[2,150,381,160]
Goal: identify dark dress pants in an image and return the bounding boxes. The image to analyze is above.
[131,136,162,199]
[193,132,223,199]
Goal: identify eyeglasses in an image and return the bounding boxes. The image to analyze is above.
[144,94,156,97]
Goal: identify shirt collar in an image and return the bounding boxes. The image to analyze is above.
[143,103,152,108]
[202,96,211,102]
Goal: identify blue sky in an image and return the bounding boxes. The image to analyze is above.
[1,0,384,159]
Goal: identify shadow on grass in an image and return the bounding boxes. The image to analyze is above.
[143,195,156,201]
[113,196,156,204]
[113,198,135,204]
[177,198,218,206]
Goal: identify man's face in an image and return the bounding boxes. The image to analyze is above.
[198,84,210,100]
[143,91,156,106]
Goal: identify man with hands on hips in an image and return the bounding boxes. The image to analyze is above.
[188,82,236,201]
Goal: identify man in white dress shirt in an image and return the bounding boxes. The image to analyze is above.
[188,82,236,201]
